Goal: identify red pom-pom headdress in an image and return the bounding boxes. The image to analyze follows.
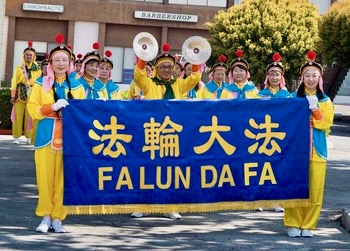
[105,50,112,58]
[82,42,102,65]
[306,50,317,61]
[211,54,228,73]
[23,40,36,54]
[93,42,100,50]
[236,49,244,58]
[100,50,114,68]
[230,49,249,71]
[266,52,284,74]
[219,54,227,62]
[272,53,281,62]
[55,34,65,45]
[75,53,83,64]
[300,50,323,75]
[162,43,171,53]
[48,34,72,61]
[154,43,175,67]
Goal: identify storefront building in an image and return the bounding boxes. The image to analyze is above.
[3,0,233,85]
[2,0,335,87]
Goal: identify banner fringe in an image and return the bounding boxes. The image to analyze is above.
[67,199,311,215]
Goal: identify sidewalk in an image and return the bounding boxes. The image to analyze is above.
[333,95,350,118]
[0,133,349,250]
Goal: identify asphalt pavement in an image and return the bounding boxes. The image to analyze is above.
[0,114,349,250]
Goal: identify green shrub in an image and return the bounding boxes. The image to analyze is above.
[319,0,350,68]
[0,88,12,129]
[206,0,320,89]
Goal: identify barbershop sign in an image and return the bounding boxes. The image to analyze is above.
[22,3,64,13]
[134,11,198,23]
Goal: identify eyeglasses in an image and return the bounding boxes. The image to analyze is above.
[158,65,174,71]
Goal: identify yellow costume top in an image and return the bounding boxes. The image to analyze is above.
[11,62,41,100]
[133,66,201,99]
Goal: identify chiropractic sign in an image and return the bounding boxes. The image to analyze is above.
[22,3,64,13]
[62,99,311,215]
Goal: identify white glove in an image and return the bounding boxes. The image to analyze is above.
[96,97,106,101]
[52,99,69,111]
[306,95,318,110]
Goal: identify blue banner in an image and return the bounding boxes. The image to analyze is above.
[63,98,311,215]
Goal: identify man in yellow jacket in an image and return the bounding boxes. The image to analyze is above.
[133,43,201,100]
[132,43,202,219]
[10,41,41,144]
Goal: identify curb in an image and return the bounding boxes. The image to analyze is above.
[341,209,350,232]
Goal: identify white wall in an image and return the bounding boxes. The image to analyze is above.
[73,21,99,57]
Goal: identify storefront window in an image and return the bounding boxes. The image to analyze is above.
[168,0,227,7]
[103,46,135,84]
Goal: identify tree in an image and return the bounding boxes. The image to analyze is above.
[206,0,320,90]
[319,0,350,68]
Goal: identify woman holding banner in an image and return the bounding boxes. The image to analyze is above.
[27,34,85,233]
[284,50,334,238]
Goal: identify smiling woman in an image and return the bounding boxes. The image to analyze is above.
[26,34,86,234]
[284,50,334,238]
[77,42,108,100]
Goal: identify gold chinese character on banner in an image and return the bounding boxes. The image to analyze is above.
[142,116,183,160]
[89,116,132,158]
[194,115,236,155]
[244,114,286,156]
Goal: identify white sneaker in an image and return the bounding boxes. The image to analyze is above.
[26,138,31,144]
[35,216,51,233]
[51,219,66,233]
[274,207,284,212]
[301,229,313,237]
[256,208,264,212]
[287,227,301,237]
[131,212,149,218]
[13,138,20,144]
[164,212,182,220]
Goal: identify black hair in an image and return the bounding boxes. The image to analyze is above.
[85,58,99,67]
[52,73,74,115]
[296,83,324,99]
[66,73,74,99]
[231,64,247,72]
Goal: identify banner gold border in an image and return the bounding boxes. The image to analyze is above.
[67,199,311,215]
